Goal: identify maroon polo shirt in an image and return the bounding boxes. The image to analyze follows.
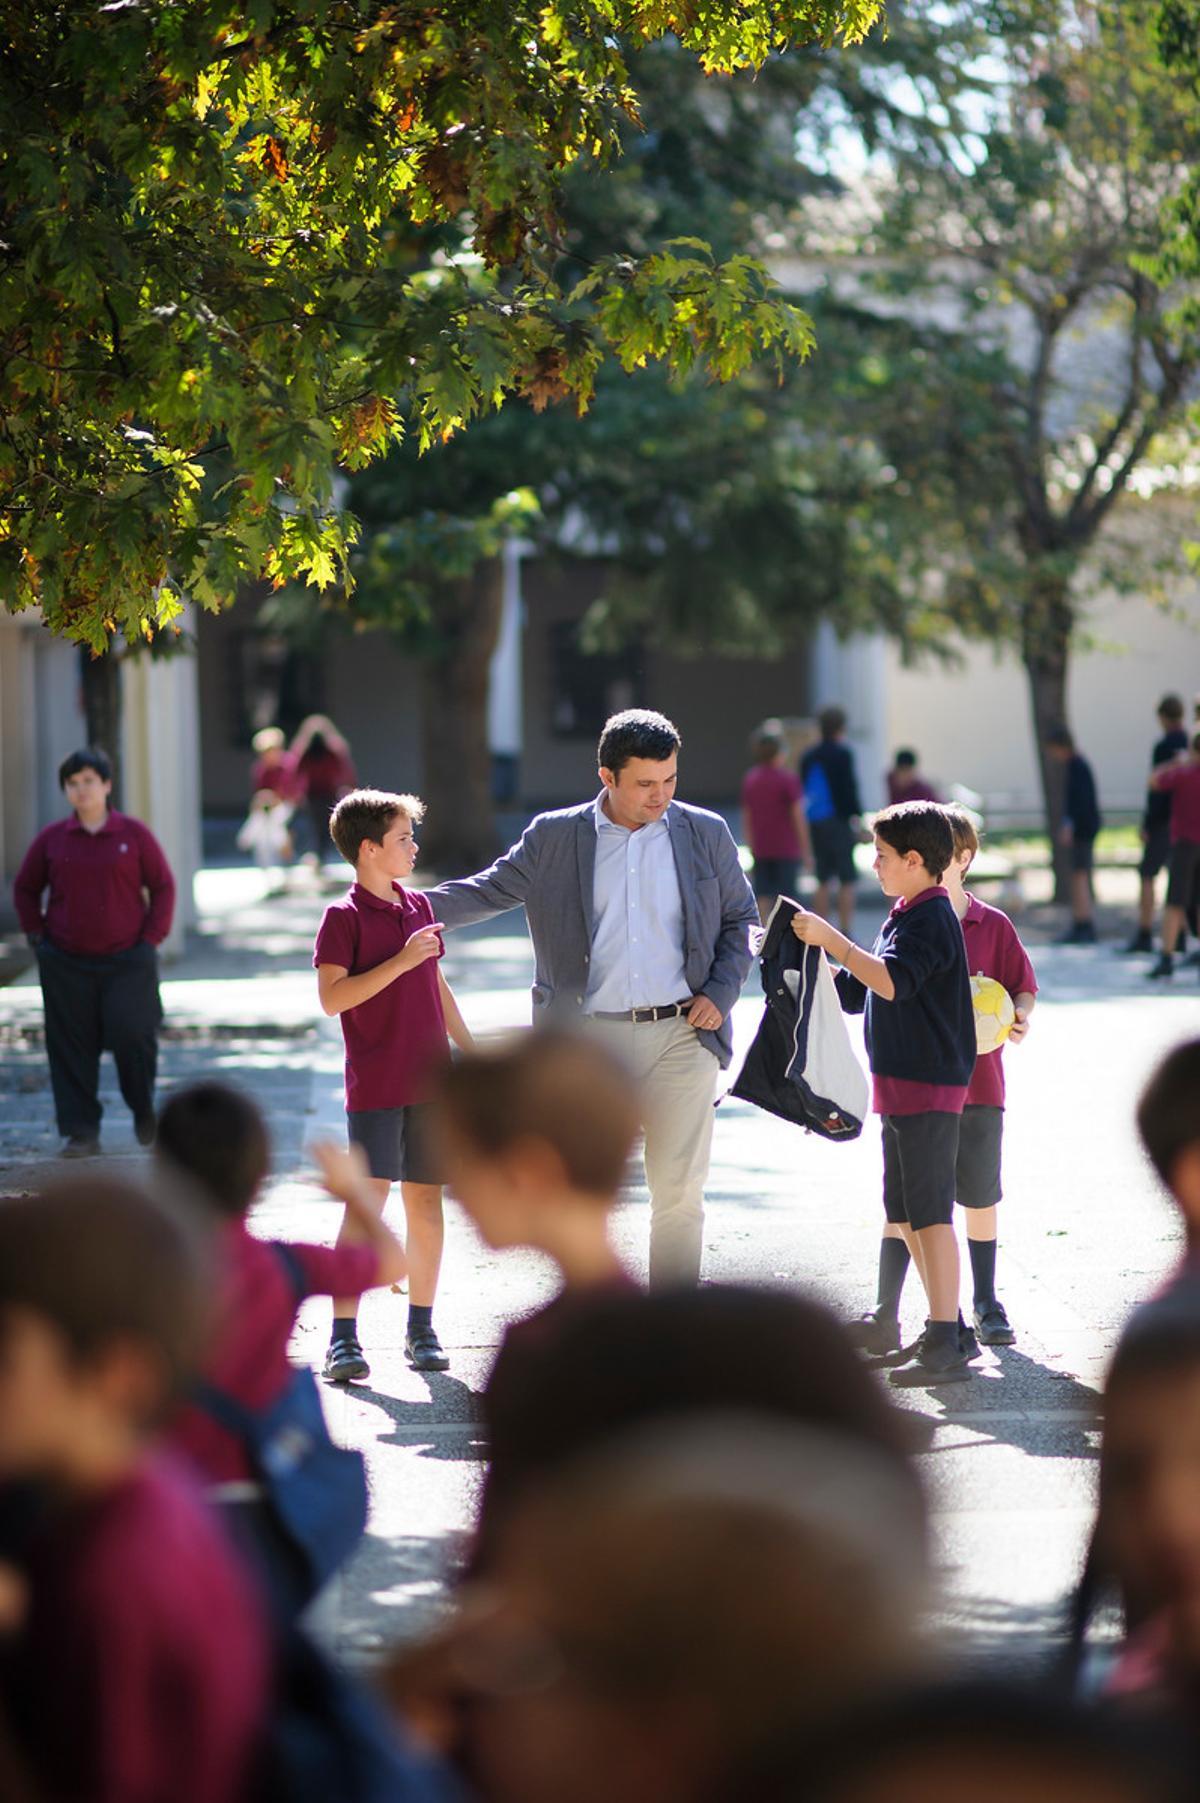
[13,809,176,956]
[6,1456,268,1803]
[741,763,805,860]
[314,881,447,1111]
[1153,758,1200,843]
[961,892,1038,1109]
[170,1222,379,1484]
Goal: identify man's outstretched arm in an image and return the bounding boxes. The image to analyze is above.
[422,823,540,930]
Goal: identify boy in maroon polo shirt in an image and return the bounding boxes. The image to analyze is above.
[157,1081,407,1610]
[1146,731,1200,981]
[0,1176,269,1803]
[315,788,474,1379]
[13,746,175,1158]
[848,808,1037,1353]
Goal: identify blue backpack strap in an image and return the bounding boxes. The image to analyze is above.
[192,1378,258,1440]
[272,1240,309,1307]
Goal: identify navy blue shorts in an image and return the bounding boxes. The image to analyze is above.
[752,857,800,900]
[955,1105,1003,1209]
[347,1103,443,1185]
[881,1111,960,1230]
[811,818,857,886]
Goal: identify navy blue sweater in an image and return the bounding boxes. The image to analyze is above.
[836,889,974,1087]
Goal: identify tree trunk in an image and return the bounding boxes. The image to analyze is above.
[417,560,504,874]
[79,648,123,806]
[1021,573,1074,906]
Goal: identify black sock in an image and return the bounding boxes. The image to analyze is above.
[408,1304,433,1335]
[968,1238,998,1310]
[331,1314,357,1345]
[876,1237,911,1320]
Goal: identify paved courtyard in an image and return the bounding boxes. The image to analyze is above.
[1,859,1196,1670]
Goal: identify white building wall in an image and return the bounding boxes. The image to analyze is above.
[881,583,1200,824]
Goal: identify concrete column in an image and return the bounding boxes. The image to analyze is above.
[120,620,201,955]
[487,537,525,800]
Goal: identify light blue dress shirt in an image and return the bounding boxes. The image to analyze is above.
[585,793,691,1012]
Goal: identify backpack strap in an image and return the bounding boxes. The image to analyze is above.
[272,1240,309,1307]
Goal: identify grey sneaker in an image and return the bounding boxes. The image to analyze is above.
[888,1335,972,1387]
[62,1134,100,1159]
[845,1311,902,1356]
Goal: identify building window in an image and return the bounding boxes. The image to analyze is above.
[548,621,644,740]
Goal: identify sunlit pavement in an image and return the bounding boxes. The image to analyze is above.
[1,860,1196,1667]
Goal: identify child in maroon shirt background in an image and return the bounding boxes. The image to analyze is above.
[13,746,175,1157]
[1147,730,1200,981]
[157,1082,407,1609]
[0,1176,269,1803]
[740,725,811,926]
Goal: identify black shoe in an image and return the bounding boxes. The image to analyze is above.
[958,1314,981,1358]
[973,1301,1016,1346]
[323,1336,370,1383]
[1057,921,1097,945]
[134,1114,156,1147]
[845,1311,902,1356]
[61,1134,100,1159]
[405,1326,450,1372]
[1121,930,1154,954]
[1147,954,1175,980]
[888,1335,972,1387]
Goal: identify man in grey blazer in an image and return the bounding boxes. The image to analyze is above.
[425,709,758,1285]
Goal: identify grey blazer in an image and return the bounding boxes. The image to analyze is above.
[424,797,758,1068]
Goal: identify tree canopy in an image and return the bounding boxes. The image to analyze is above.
[0,0,882,650]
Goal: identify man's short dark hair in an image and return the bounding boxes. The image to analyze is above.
[1158,693,1185,724]
[597,710,681,776]
[817,706,847,740]
[58,747,112,789]
[894,748,918,770]
[1137,1038,1200,1190]
[436,1030,639,1197]
[328,788,424,866]
[0,1178,209,1417]
[873,801,954,883]
[157,1082,271,1218]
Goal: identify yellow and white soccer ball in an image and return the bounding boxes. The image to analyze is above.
[970,973,1016,1055]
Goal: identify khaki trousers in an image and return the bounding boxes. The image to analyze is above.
[587,1013,718,1287]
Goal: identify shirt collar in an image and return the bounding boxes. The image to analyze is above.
[67,809,118,835]
[962,892,987,924]
[592,792,672,836]
[892,884,947,914]
[351,880,406,911]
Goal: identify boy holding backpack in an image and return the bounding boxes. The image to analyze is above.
[158,1081,407,1616]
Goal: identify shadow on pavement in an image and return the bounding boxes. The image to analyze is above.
[347,1376,487,1464]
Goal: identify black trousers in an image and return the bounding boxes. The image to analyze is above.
[36,940,162,1137]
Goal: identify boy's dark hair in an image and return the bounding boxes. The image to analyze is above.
[893,748,918,770]
[58,747,112,789]
[436,1030,639,1196]
[597,709,681,775]
[156,1082,270,1218]
[817,706,846,739]
[1136,1038,1200,1189]
[328,787,424,866]
[0,1179,209,1415]
[873,800,955,883]
[752,730,783,764]
[1045,724,1075,751]
[1158,693,1185,723]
